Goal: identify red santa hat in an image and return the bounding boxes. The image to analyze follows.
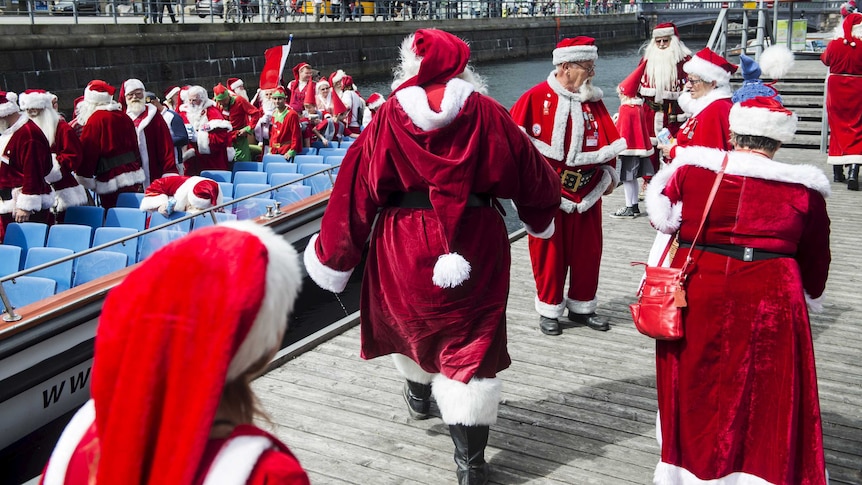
[228,77,244,91]
[366,92,384,110]
[683,48,738,85]
[617,62,646,98]
[316,79,331,93]
[164,85,181,102]
[213,83,231,102]
[329,69,346,87]
[652,22,679,38]
[552,36,598,65]
[392,29,471,94]
[18,89,54,111]
[187,178,222,209]
[330,90,348,116]
[341,75,355,90]
[83,80,116,105]
[58,221,303,484]
[271,86,287,99]
[842,12,862,44]
[729,95,797,144]
[303,81,317,107]
[0,91,19,118]
[292,62,311,81]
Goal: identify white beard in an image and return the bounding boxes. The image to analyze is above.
[0,117,9,133]
[234,86,249,101]
[126,99,147,118]
[579,79,597,101]
[677,91,693,114]
[186,106,208,131]
[261,96,276,115]
[643,38,690,103]
[76,100,99,126]
[28,109,60,146]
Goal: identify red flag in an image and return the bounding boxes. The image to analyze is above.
[259,37,292,90]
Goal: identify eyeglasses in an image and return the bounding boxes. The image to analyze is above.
[572,62,596,74]
[655,37,671,45]
[686,78,707,85]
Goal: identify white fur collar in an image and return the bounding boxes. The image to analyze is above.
[646,146,831,233]
[546,70,603,103]
[96,101,122,112]
[129,103,158,132]
[394,78,475,132]
[0,115,30,163]
[677,85,731,117]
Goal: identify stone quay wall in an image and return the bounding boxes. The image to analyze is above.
[0,15,642,113]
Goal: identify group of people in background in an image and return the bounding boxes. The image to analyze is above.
[9,13,847,485]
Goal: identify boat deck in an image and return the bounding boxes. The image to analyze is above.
[254,148,862,484]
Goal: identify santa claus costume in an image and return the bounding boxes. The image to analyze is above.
[139,175,222,216]
[214,82,261,162]
[612,64,655,219]
[76,80,146,209]
[179,85,233,176]
[671,48,736,154]
[288,62,314,114]
[362,92,385,129]
[120,79,178,186]
[40,221,309,485]
[18,89,89,219]
[822,12,862,190]
[0,91,55,239]
[635,23,692,171]
[510,36,626,334]
[268,87,302,157]
[304,29,559,485]
[645,96,830,485]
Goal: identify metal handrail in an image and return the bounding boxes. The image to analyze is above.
[0,163,340,320]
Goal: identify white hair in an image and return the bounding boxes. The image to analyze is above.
[641,36,692,103]
[390,34,488,95]
[27,107,60,146]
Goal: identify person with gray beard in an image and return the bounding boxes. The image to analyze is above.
[120,79,178,187]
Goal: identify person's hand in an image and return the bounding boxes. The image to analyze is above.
[158,204,169,217]
[603,182,615,196]
[658,142,675,158]
[14,209,30,223]
[322,139,330,146]
[286,149,296,159]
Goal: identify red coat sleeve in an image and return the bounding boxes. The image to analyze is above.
[54,120,84,172]
[148,115,179,179]
[246,449,311,485]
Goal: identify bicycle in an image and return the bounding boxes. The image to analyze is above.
[225,0,254,22]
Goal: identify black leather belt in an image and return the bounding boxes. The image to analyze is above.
[388,192,493,209]
[645,99,663,112]
[679,241,793,262]
[97,151,138,175]
[560,167,596,192]
[0,187,12,201]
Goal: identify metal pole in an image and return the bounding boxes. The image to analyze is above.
[1,285,22,323]
[786,2,793,50]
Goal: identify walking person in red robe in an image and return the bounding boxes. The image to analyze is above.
[303,29,560,485]
[178,85,233,176]
[120,79,178,186]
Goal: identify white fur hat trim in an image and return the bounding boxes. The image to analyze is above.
[18,91,54,111]
[653,26,675,37]
[729,104,797,143]
[684,55,732,85]
[0,92,19,118]
[552,45,598,65]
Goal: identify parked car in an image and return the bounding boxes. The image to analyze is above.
[300,0,375,18]
[195,0,259,18]
[51,0,101,14]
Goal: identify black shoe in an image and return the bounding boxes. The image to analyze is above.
[848,165,859,191]
[402,380,432,420]
[834,165,847,183]
[539,316,561,335]
[450,424,490,485]
[567,312,610,331]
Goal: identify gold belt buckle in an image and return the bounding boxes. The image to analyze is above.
[561,170,582,191]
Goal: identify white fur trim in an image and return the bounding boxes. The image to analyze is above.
[187,186,221,210]
[729,104,796,143]
[566,297,597,314]
[391,354,435,384]
[827,154,862,165]
[0,198,13,214]
[679,86,732,118]
[395,78,475,132]
[367,96,385,110]
[805,291,824,314]
[83,87,114,105]
[45,155,63,184]
[95,168,145,195]
[639,87,683,101]
[525,218,555,239]
[535,295,566,319]
[562,169,614,214]
[684,56,732,85]
[75,175,96,191]
[207,119,234,131]
[220,220,303,381]
[432,252,471,288]
[226,147,236,162]
[54,185,89,212]
[0,94,19,117]
[620,147,655,157]
[230,79,245,91]
[653,27,676,38]
[303,233,353,293]
[330,69,346,86]
[202,435,274,485]
[124,79,145,95]
[432,375,501,426]
[140,193,169,212]
[560,198,576,214]
[16,191,54,212]
[573,138,627,167]
[553,45,598,65]
[18,91,54,111]
[165,87,180,101]
[198,130,211,155]
[43,399,96,485]
[653,461,775,485]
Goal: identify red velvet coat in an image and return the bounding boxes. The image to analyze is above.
[673,88,733,154]
[0,116,54,215]
[306,79,560,383]
[130,104,178,185]
[49,118,89,212]
[821,36,862,165]
[269,107,302,155]
[78,105,145,194]
[637,56,690,138]
[179,105,233,176]
[221,95,262,136]
[615,99,654,157]
[646,146,831,484]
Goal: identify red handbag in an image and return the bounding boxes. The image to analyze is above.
[629,154,728,340]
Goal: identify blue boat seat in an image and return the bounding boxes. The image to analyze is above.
[137,229,186,263]
[273,185,312,205]
[190,212,238,231]
[63,206,104,235]
[105,207,146,232]
[234,183,272,199]
[265,163,297,183]
[4,222,48,270]
[116,192,145,209]
[200,170,233,183]
[298,163,332,176]
[232,161,263,174]
[24,247,74,293]
[233,171,268,186]
[92,227,139,266]
[47,224,92,253]
[305,174,336,195]
[73,251,128,287]
[293,155,324,166]
[0,245,22,277]
[262,153,289,168]
[317,148,347,158]
[148,211,191,232]
[233,198,274,220]
[2,276,56,309]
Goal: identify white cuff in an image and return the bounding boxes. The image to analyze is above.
[303,233,353,293]
[525,218,555,239]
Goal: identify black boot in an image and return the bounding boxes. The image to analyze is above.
[449,424,490,485]
[848,164,859,191]
[834,164,847,183]
[402,380,432,420]
[539,316,561,336]
[567,312,610,331]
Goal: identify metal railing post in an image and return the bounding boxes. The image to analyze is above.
[1,285,22,323]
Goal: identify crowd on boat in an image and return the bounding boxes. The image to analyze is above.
[5,8,861,483]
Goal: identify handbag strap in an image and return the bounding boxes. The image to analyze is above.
[679,153,729,275]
